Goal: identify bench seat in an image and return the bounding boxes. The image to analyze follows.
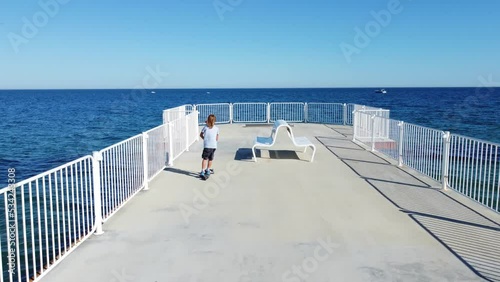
[252,120,316,162]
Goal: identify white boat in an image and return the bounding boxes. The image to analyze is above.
[375,89,387,94]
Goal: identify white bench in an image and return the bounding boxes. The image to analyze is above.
[252,120,316,162]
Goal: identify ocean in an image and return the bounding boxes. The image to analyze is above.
[1,87,499,186]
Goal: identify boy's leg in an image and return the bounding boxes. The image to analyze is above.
[201,148,209,173]
[206,149,215,174]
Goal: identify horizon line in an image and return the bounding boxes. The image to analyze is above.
[1,86,498,91]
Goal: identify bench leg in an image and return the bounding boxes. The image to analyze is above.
[252,146,258,162]
[303,147,307,153]
[310,145,316,162]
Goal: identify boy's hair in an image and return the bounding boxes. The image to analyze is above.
[206,114,216,128]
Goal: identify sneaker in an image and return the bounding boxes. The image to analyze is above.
[205,169,211,176]
[199,171,205,178]
[209,169,214,174]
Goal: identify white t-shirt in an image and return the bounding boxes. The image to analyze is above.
[201,125,219,149]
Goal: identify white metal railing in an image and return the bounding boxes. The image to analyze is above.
[354,111,443,181]
[270,102,305,122]
[353,111,391,145]
[448,135,500,211]
[352,108,499,212]
[306,103,346,124]
[187,111,200,151]
[146,124,168,181]
[346,104,356,125]
[99,134,144,221]
[376,119,403,162]
[0,156,95,282]
[401,123,444,182]
[195,103,231,124]
[232,103,268,123]
[191,102,386,126]
[0,105,200,282]
[162,104,191,124]
[165,111,199,165]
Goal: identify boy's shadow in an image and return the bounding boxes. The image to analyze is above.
[164,167,203,180]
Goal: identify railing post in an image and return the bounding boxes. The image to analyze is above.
[352,110,357,142]
[167,122,174,167]
[92,151,104,235]
[229,103,233,124]
[142,132,149,190]
[185,115,190,151]
[442,131,451,190]
[304,102,308,123]
[371,115,376,152]
[343,103,347,125]
[266,103,271,123]
[195,110,200,141]
[398,121,404,167]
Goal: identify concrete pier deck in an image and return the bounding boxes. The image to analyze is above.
[44,124,500,282]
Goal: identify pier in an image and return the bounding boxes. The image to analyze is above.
[1,103,499,282]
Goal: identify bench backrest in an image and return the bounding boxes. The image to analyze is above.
[270,120,295,140]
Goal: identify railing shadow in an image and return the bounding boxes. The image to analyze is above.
[316,134,500,282]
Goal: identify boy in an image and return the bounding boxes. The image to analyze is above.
[199,114,219,179]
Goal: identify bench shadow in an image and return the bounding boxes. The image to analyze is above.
[234,148,300,161]
[317,129,500,282]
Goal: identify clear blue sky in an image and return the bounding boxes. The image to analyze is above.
[1,0,499,89]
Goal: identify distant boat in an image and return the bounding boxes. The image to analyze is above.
[151,91,156,94]
[375,89,387,94]
[206,91,211,94]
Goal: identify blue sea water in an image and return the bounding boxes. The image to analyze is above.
[1,88,499,186]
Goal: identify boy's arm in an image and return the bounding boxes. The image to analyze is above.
[216,134,219,141]
[200,127,205,139]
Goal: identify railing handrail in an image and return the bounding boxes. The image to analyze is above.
[145,122,167,134]
[232,102,268,105]
[307,102,344,105]
[99,133,143,153]
[403,120,446,134]
[0,155,94,194]
[356,109,390,112]
[451,133,500,147]
[195,102,230,106]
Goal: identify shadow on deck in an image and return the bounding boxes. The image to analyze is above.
[321,125,500,282]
